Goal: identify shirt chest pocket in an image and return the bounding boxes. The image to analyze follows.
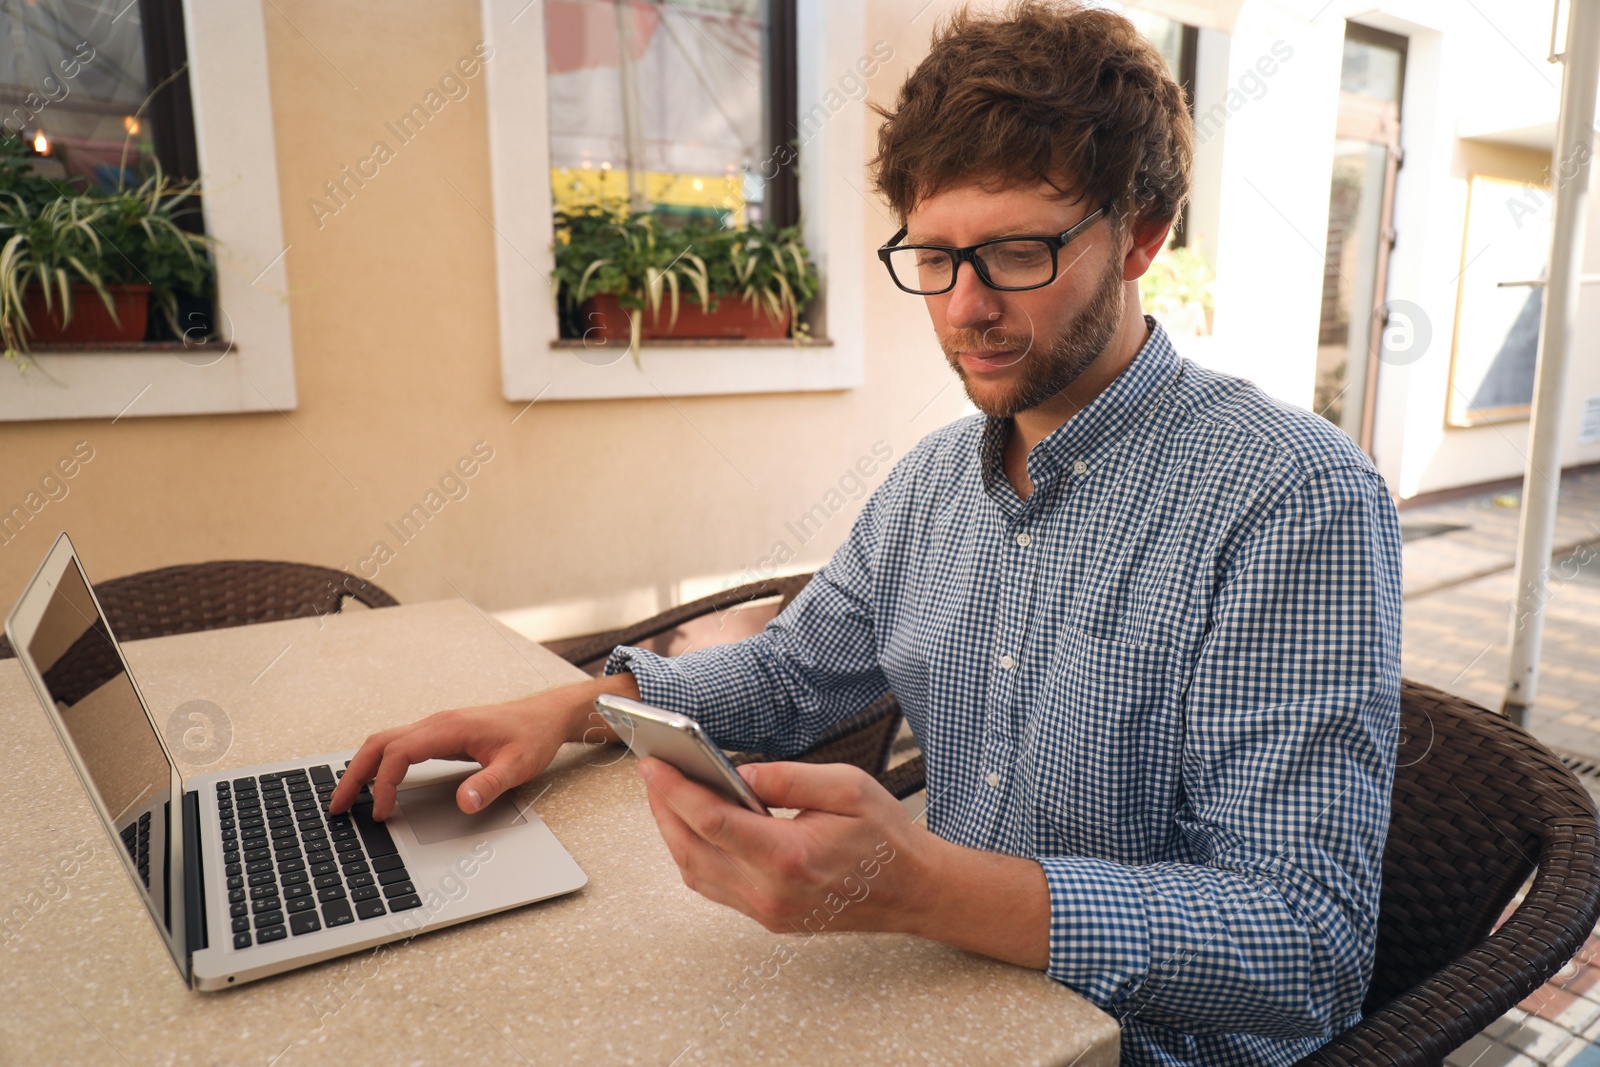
[1023,627,1180,860]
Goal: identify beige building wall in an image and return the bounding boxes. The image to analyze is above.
[0,0,970,636]
[7,0,1592,632]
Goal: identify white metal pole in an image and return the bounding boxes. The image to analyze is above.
[1502,0,1600,727]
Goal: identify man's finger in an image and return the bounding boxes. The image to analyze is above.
[739,761,881,815]
[643,772,755,910]
[643,774,698,868]
[368,725,460,820]
[639,758,777,857]
[455,752,526,815]
[331,724,416,813]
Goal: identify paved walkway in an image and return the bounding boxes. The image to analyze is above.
[1401,468,1600,764]
[1398,468,1600,1067]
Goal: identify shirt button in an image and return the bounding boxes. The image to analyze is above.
[998,654,1016,670]
[1072,459,1089,475]
[984,772,1001,789]
[1014,532,1032,547]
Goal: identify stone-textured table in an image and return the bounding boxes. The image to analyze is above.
[0,598,1118,1065]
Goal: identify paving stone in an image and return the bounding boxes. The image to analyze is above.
[1523,986,1600,1036]
[1497,1014,1579,1062]
[1554,961,1600,1007]
[1489,1008,1532,1041]
[1447,1033,1541,1067]
[1551,1036,1600,1066]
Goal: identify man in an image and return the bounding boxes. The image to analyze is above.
[331,2,1402,1063]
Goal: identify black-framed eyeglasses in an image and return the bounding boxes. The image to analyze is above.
[876,204,1112,296]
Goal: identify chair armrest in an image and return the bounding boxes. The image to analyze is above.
[1298,812,1600,1066]
[556,574,813,670]
[878,754,926,800]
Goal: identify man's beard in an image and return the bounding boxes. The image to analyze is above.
[942,261,1126,419]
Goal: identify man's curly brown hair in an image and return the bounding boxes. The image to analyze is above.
[869,0,1193,235]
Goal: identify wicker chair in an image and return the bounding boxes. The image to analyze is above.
[553,572,815,672]
[881,752,930,801]
[1299,679,1600,1064]
[879,680,1600,1063]
[552,573,904,783]
[0,560,398,660]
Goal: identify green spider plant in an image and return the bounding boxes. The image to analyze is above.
[725,226,817,337]
[552,201,819,365]
[564,209,710,365]
[0,145,215,367]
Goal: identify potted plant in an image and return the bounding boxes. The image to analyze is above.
[552,202,819,363]
[0,136,215,365]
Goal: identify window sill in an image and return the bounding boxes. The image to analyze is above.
[522,333,858,401]
[548,336,833,350]
[0,344,289,422]
[21,340,234,354]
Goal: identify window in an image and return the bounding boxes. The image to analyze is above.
[542,0,797,229]
[0,0,298,422]
[482,0,867,402]
[1,0,211,342]
[540,0,811,345]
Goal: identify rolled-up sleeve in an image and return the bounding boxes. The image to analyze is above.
[1036,465,1402,1040]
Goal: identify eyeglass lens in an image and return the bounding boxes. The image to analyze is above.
[885,239,1056,294]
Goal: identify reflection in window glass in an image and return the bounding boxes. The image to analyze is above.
[544,0,768,226]
[0,0,160,190]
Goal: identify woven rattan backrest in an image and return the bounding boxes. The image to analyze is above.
[0,561,398,661]
[1366,679,1590,1013]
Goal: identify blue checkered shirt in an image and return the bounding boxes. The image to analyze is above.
[607,317,1403,1066]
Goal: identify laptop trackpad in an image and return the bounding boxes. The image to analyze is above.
[397,782,527,845]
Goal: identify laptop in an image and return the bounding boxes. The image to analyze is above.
[4,533,587,990]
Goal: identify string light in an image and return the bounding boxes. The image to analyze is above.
[123,115,140,135]
[31,130,49,155]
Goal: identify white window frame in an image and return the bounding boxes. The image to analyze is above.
[480,0,865,401]
[0,0,296,422]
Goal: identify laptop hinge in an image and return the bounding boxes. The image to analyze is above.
[182,790,208,953]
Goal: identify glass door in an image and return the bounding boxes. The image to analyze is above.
[1314,24,1406,456]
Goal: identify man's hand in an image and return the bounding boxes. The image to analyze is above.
[329,672,639,820]
[641,758,928,934]
[639,758,1050,969]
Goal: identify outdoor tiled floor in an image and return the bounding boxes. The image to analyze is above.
[1400,468,1600,1066]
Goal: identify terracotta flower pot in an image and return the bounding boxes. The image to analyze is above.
[579,292,791,344]
[21,283,151,345]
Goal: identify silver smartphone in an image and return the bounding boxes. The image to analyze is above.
[593,694,770,816]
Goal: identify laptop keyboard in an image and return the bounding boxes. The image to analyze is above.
[216,764,421,950]
[120,810,151,888]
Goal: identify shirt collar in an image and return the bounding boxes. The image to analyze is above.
[979,315,1182,494]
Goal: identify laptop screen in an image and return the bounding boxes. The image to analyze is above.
[17,546,183,971]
